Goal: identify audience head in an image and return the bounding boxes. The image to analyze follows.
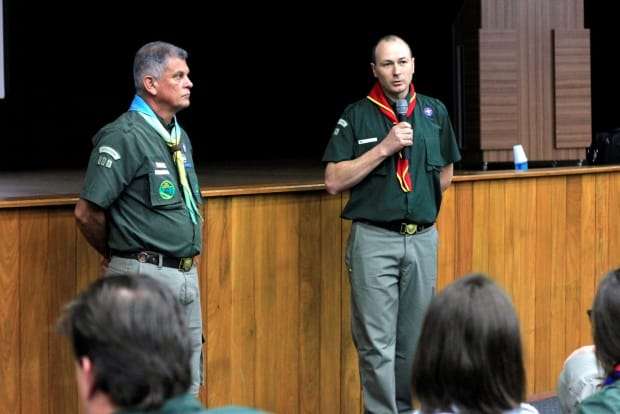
[591,268,620,374]
[412,273,526,414]
[58,275,192,412]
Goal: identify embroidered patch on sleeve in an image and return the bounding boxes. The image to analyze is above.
[98,146,121,160]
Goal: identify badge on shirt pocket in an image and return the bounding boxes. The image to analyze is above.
[149,174,182,208]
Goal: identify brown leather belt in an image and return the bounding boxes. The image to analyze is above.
[111,250,195,272]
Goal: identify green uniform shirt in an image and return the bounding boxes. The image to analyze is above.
[115,394,207,414]
[322,93,461,224]
[81,111,202,257]
[115,394,262,414]
[578,382,620,413]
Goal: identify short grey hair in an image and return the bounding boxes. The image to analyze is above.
[133,41,188,94]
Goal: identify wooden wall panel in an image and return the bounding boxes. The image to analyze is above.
[0,210,20,413]
[299,194,321,414]
[253,196,279,411]
[230,196,257,406]
[19,209,49,414]
[6,169,620,413]
[436,185,456,289]
[534,178,553,392]
[205,197,233,407]
[519,179,539,396]
[48,209,78,414]
[579,174,597,345]
[75,230,101,292]
[274,196,300,413]
[487,180,507,288]
[320,194,343,414]
[479,30,519,150]
[554,30,591,149]
[549,177,568,389]
[467,0,590,163]
[455,183,474,276]
[564,176,583,357]
[444,173,602,394]
[608,174,620,271]
[204,193,348,413]
[472,181,490,272]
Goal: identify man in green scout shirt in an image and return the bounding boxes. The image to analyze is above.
[323,35,461,413]
[74,41,204,396]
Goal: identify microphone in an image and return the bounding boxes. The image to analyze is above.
[396,98,408,123]
[395,98,411,159]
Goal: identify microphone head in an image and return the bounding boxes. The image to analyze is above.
[396,98,408,121]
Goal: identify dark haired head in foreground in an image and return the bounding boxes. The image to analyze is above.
[58,274,263,414]
[58,275,194,412]
[412,274,538,414]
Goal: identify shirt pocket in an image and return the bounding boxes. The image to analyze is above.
[148,172,184,209]
[422,124,445,172]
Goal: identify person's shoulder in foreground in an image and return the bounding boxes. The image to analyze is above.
[578,382,620,414]
[558,345,604,413]
[116,393,264,413]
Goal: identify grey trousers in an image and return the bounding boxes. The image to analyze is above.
[105,256,203,396]
[346,222,438,414]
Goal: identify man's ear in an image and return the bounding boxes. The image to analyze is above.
[77,356,96,399]
[142,76,158,96]
[370,62,377,78]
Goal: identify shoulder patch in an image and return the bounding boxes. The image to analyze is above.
[337,118,348,128]
[98,146,121,160]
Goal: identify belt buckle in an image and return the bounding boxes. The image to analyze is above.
[137,251,148,263]
[179,257,193,272]
[400,223,417,235]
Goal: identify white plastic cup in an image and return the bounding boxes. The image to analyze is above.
[513,144,528,171]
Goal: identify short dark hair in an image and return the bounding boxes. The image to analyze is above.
[58,275,192,410]
[133,41,188,94]
[411,274,526,414]
[592,268,620,374]
[371,34,413,64]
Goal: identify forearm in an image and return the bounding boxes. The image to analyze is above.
[325,145,390,194]
[440,163,454,192]
[75,199,109,257]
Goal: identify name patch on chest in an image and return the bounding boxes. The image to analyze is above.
[358,137,378,145]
